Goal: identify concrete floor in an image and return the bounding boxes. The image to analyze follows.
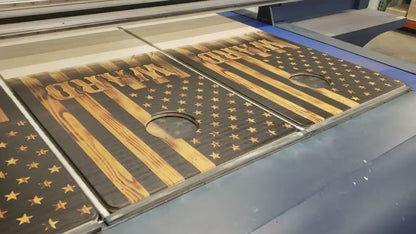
[365,28,416,65]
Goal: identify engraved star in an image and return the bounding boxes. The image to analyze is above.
[385,83,392,87]
[283,123,293,129]
[0,142,7,148]
[161,97,170,102]
[375,88,382,92]
[369,81,375,85]
[363,92,371,96]
[247,118,256,123]
[249,137,259,143]
[244,102,252,107]
[194,110,202,115]
[16,213,32,225]
[5,191,20,201]
[190,138,200,145]
[351,96,360,101]
[210,153,220,160]
[17,120,26,126]
[166,84,173,88]
[196,95,203,100]
[181,86,188,90]
[229,134,239,140]
[6,157,18,166]
[179,93,187,97]
[7,131,17,137]
[227,93,235,97]
[211,97,219,102]
[228,108,236,112]
[43,218,58,231]
[246,110,254,115]
[211,113,219,118]
[129,93,138,97]
[196,129,202,134]
[227,100,236,104]
[39,180,52,188]
[268,129,277,136]
[212,84,219,88]
[228,115,237,121]
[247,127,257,133]
[164,90,172,95]
[62,184,76,193]
[18,145,28,152]
[211,105,219,110]
[148,88,156,93]
[195,102,203,107]
[331,88,339,92]
[198,82,204,86]
[265,121,274,126]
[262,112,271,117]
[146,95,154,100]
[197,88,203,93]
[0,171,7,179]
[77,205,92,215]
[211,141,220,148]
[229,124,238,130]
[178,100,186,105]
[210,122,220,127]
[53,200,67,210]
[231,144,240,151]
[209,131,220,137]
[25,134,37,141]
[48,165,61,173]
[143,103,151,108]
[29,195,43,206]
[212,90,218,94]
[36,149,48,156]
[177,108,185,113]
[16,176,30,184]
[0,209,7,218]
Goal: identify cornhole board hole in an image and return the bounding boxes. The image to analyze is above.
[123,14,409,130]
[0,28,300,222]
[0,83,98,233]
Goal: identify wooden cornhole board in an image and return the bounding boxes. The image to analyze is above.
[0,84,97,233]
[0,28,299,220]
[123,14,409,128]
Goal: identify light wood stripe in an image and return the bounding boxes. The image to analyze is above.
[88,63,216,173]
[0,107,9,123]
[20,76,149,204]
[225,38,359,108]
[50,72,185,187]
[176,48,324,123]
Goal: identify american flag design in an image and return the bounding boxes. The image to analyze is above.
[167,30,406,126]
[0,87,96,233]
[9,51,297,210]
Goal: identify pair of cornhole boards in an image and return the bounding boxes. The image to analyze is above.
[0,14,408,232]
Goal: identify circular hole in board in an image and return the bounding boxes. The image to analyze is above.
[145,111,198,139]
[289,72,331,88]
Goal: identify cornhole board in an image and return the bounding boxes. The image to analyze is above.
[0,28,300,222]
[0,82,98,233]
[123,14,409,129]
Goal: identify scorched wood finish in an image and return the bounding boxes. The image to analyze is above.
[9,51,297,210]
[0,87,97,233]
[125,15,407,127]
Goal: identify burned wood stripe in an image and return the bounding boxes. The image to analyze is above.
[223,38,360,108]
[87,62,216,173]
[50,71,185,187]
[176,47,324,123]
[194,43,343,116]
[145,53,190,79]
[19,76,149,203]
[0,107,9,123]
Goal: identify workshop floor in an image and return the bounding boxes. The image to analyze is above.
[365,28,416,65]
